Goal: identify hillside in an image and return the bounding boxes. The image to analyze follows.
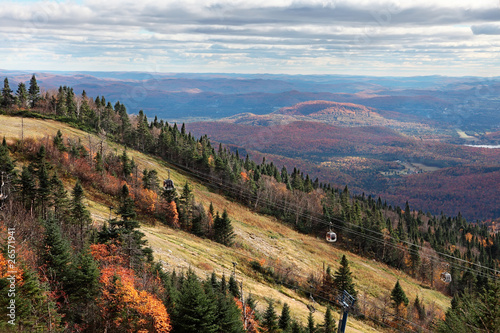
[0,115,452,332]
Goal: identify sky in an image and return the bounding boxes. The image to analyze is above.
[1,0,500,76]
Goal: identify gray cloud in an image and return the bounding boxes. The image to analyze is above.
[0,0,499,75]
[471,24,500,34]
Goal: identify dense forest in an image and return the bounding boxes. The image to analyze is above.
[0,75,499,332]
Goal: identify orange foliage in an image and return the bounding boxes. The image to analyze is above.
[0,252,24,284]
[90,243,126,266]
[240,172,249,182]
[94,245,172,333]
[163,201,179,229]
[235,298,260,333]
[135,188,158,214]
[465,232,473,242]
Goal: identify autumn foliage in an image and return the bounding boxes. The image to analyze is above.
[92,244,172,333]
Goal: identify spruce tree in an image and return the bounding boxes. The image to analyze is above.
[333,255,357,298]
[28,74,40,108]
[390,280,409,317]
[111,184,153,265]
[71,180,92,246]
[291,320,302,333]
[262,300,279,333]
[322,306,334,333]
[42,217,73,290]
[50,173,70,221]
[16,82,28,108]
[215,292,245,333]
[278,302,292,331]
[307,311,316,333]
[53,129,66,151]
[1,78,14,107]
[20,165,36,211]
[174,270,217,333]
[228,274,240,299]
[214,209,235,247]
[0,137,15,175]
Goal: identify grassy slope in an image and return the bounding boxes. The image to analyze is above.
[1,115,450,332]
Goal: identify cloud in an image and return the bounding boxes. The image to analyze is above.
[0,0,499,75]
[471,24,500,35]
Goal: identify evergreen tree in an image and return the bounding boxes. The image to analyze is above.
[228,274,240,299]
[215,292,245,333]
[64,247,100,326]
[117,184,136,222]
[307,311,316,333]
[16,82,28,108]
[174,270,217,333]
[53,129,66,151]
[110,184,153,265]
[333,255,357,298]
[390,280,409,317]
[121,149,132,179]
[1,78,14,107]
[0,265,61,331]
[262,300,279,333]
[322,306,334,333]
[278,302,292,331]
[28,74,40,108]
[214,209,235,247]
[0,137,15,175]
[36,156,51,219]
[438,281,500,332]
[20,165,36,211]
[70,180,92,246]
[291,320,303,333]
[42,217,73,291]
[50,173,69,221]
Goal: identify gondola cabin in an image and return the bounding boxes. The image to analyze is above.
[326,231,337,243]
[441,272,452,283]
[163,179,175,191]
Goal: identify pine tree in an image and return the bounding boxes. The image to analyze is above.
[215,292,245,333]
[20,165,36,211]
[214,209,235,247]
[307,311,316,333]
[50,173,70,221]
[70,180,92,246]
[390,280,409,317]
[16,82,28,108]
[174,270,217,333]
[42,217,73,290]
[291,320,302,333]
[262,300,279,333]
[28,74,40,108]
[228,274,240,299]
[278,303,291,331]
[322,306,334,333]
[1,78,14,107]
[333,255,357,298]
[0,137,15,175]
[53,129,66,151]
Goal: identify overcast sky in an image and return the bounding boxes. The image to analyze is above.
[1,0,499,76]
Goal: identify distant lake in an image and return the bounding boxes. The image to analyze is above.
[465,145,500,149]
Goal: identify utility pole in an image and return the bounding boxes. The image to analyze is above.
[337,290,356,333]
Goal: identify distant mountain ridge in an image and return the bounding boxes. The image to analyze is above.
[275,100,374,116]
